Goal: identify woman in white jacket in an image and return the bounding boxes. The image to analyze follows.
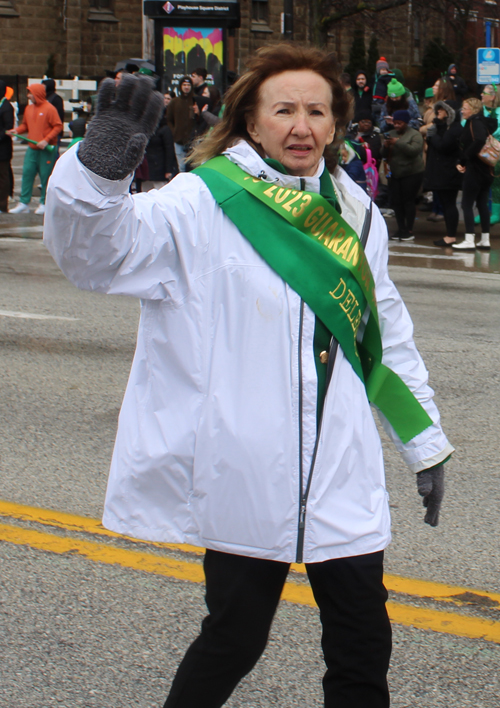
[44,45,453,708]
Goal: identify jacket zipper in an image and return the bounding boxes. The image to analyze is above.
[295,332,339,563]
[296,300,305,560]
[295,204,373,564]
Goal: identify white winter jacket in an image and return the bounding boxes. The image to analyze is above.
[44,141,453,564]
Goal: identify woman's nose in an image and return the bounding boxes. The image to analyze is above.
[291,113,312,136]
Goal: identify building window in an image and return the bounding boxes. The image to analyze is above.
[88,0,118,22]
[252,0,272,33]
[0,0,19,16]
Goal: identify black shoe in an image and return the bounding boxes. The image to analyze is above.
[434,238,456,247]
[399,232,415,241]
[389,230,402,240]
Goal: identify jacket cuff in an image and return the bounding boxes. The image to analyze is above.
[74,143,134,196]
[406,442,455,473]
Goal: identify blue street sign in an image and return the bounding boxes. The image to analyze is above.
[477,47,500,84]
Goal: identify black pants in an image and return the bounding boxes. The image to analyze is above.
[462,168,491,233]
[0,160,13,212]
[163,550,391,708]
[435,189,459,238]
[390,172,424,234]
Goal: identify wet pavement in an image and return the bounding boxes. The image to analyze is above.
[385,206,500,274]
[388,237,500,274]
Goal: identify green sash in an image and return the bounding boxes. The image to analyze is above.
[193,155,433,443]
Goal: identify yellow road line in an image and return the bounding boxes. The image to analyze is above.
[0,521,205,583]
[1,499,499,612]
[0,498,204,555]
[2,521,500,644]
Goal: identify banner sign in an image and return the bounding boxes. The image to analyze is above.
[163,26,223,89]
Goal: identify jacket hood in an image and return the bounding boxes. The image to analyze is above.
[434,100,455,126]
[223,140,325,194]
[222,140,371,232]
[28,83,47,105]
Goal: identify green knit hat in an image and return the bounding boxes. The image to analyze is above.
[387,78,405,99]
[424,87,434,98]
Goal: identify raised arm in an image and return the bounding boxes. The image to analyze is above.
[44,75,211,301]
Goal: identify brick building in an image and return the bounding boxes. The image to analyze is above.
[1,0,499,102]
[0,0,143,101]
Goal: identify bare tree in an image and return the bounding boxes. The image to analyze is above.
[310,0,412,43]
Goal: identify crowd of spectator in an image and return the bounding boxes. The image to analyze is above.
[1,53,499,254]
[341,57,499,250]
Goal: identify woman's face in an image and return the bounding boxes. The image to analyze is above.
[432,81,440,97]
[482,85,496,108]
[436,108,447,121]
[202,86,210,98]
[164,93,172,106]
[461,102,473,120]
[246,70,336,177]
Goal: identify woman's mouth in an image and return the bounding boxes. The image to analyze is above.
[287,144,313,154]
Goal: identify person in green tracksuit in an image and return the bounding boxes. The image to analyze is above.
[7,83,62,215]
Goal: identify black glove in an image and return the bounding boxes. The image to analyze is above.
[416,465,444,527]
[78,74,164,181]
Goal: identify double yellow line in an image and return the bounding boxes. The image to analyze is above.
[1,499,500,643]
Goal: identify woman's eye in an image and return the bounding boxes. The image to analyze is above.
[277,108,290,114]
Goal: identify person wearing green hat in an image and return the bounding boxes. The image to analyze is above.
[379,79,421,133]
[421,87,434,114]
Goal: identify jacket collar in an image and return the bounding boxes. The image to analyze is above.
[223,140,325,194]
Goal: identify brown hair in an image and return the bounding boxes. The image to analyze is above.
[189,44,352,170]
[435,78,455,103]
[463,97,482,115]
[386,95,409,114]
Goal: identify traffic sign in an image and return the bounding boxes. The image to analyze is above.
[477,47,500,84]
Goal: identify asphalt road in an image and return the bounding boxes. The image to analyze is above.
[2,160,500,706]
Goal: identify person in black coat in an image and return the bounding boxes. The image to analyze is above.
[353,71,373,114]
[347,110,383,168]
[144,110,178,185]
[423,101,463,246]
[42,79,64,156]
[0,80,14,212]
[453,98,496,250]
[41,79,64,123]
[446,64,468,106]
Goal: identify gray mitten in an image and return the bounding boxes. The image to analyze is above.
[79,74,164,180]
[416,465,444,527]
[426,124,437,138]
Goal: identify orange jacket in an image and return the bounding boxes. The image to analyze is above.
[16,83,62,148]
